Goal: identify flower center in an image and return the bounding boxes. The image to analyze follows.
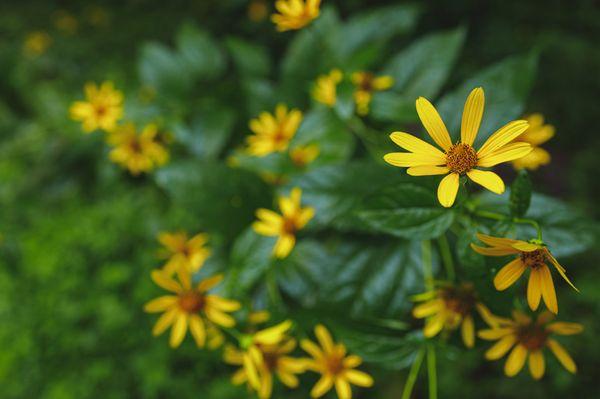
[95,104,107,117]
[262,351,280,371]
[128,139,143,153]
[517,324,549,351]
[178,291,205,313]
[325,353,345,375]
[445,143,478,174]
[440,284,476,316]
[282,217,297,235]
[520,249,546,269]
[358,73,374,92]
[272,130,287,145]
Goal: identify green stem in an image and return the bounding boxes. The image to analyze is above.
[427,344,438,399]
[266,261,284,310]
[401,348,426,399]
[421,240,434,291]
[473,210,543,241]
[437,234,455,282]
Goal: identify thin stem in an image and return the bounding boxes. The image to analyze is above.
[421,240,434,291]
[401,347,426,399]
[437,234,455,282]
[514,217,543,241]
[427,344,438,399]
[473,210,543,241]
[266,261,284,311]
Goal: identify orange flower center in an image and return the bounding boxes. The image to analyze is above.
[440,284,476,316]
[95,104,107,117]
[262,351,280,371]
[358,73,374,92]
[520,249,545,269]
[282,217,297,235]
[446,143,478,174]
[178,291,205,313]
[517,324,549,351]
[325,353,345,375]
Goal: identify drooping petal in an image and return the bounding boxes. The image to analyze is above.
[461,87,485,146]
[205,307,236,327]
[470,244,520,256]
[528,350,545,380]
[545,251,579,292]
[510,241,542,252]
[527,267,542,311]
[547,339,577,373]
[407,166,450,176]
[504,344,527,377]
[539,265,558,314]
[485,334,517,360]
[477,142,533,167]
[437,173,460,208]
[493,258,526,291]
[466,169,505,194]
[416,97,452,151]
[206,295,241,312]
[475,233,520,248]
[243,352,261,390]
[389,132,446,157]
[461,315,475,348]
[477,120,529,158]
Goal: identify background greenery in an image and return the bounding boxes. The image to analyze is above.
[0,1,598,398]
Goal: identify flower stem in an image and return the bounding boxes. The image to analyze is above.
[421,240,434,291]
[427,344,438,399]
[473,210,543,240]
[437,234,455,281]
[401,347,426,399]
[266,261,284,311]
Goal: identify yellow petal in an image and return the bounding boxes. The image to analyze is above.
[512,147,551,170]
[274,234,295,258]
[255,320,293,345]
[343,355,362,369]
[189,315,206,347]
[389,132,446,157]
[470,244,520,256]
[256,208,283,226]
[231,368,246,385]
[510,241,541,252]
[461,87,484,146]
[205,307,236,327]
[383,152,446,168]
[493,258,526,290]
[466,169,505,194]
[539,265,558,314]
[475,233,519,248]
[520,124,555,146]
[545,251,579,292]
[301,339,324,361]
[423,312,446,337]
[277,369,299,388]
[407,166,450,176]
[478,328,515,340]
[461,315,475,348]
[546,322,584,335]
[151,270,182,293]
[413,300,443,319]
[311,375,334,398]
[243,352,261,390]
[206,295,240,312]
[253,221,280,236]
[372,75,394,90]
[485,334,517,360]
[437,172,460,208]
[197,274,224,292]
[527,267,542,311]
[344,369,374,387]
[169,313,188,348]
[504,344,527,377]
[144,295,178,313]
[334,378,352,399]
[528,350,545,380]
[416,97,452,151]
[152,308,178,336]
[547,338,577,373]
[477,120,529,158]
[477,142,532,167]
[315,324,335,354]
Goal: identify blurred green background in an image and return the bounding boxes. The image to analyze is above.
[0,1,598,398]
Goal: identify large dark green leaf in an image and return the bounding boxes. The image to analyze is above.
[225,37,270,77]
[175,23,224,80]
[138,43,186,94]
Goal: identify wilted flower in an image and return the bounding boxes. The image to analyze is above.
[107,123,169,175]
[246,104,303,157]
[271,0,321,32]
[312,69,343,107]
[512,113,554,170]
[289,144,320,167]
[69,81,123,133]
[351,72,394,116]
[157,231,211,275]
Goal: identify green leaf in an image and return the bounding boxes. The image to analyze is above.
[369,92,415,124]
[175,23,224,79]
[225,37,270,77]
[509,170,532,217]
[138,43,186,94]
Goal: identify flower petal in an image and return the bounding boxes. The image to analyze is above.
[547,338,577,373]
[528,350,545,380]
[477,120,529,158]
[461,315,475,348]
[539,265,558,314]
[437,172,460,208]
[169,313,188,348]
[311,375,334,398]
[493,258,526,291]
[197,274,224,292]
[144,295,178,313]
[189,315,206,347]
[461,87,484,146]
[546,322,584,335]
[416,97,452,150]
[477,142,532,167]
[527,267,542,311]
[255,320,293,345]
[152,308,178,336]
[478,328,515,340]
[545,251,579,292]
[485,334,517,360]
[389,132,446,157]
[423,312,446,337]
[151,270,182,293]
[315,324,334,354]
[407,166,450,176]
[466,169,505,194]
[504,344,527,377]
[335,378,352,399]
[470,244,520,256]
[274,234,296,258]
[412,299,443,318]
[383,152,446,168]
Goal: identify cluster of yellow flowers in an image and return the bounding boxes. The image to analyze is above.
[69,81,169,175]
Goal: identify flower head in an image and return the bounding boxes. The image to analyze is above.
[479,310,583,379]
[302,324,374,399]
[383,87,533,207]
[512,113,554,170]
[271,0,321,32]
[252,187,314,258]
[289,144,320,167]
[69,81,123,133]
[144,270,240,348]
[23,31,52,56]
[157,231,211,275]
[471,233,578,314]
[351,72,394,116]
[107,123,169,175]
[246,104,303,157]
[313,69,343,107]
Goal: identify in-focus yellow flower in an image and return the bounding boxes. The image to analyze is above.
[107,123,169,175]
[248,0,269,22]
[271,0,321,32]
[479,310,583,379]
[23,31,52,56]
[312,69,343,107]
[157,231,211,275]
[144,270,240,348]
[471,233,578,314]
[69,81,123,133]
[351,72,394,116]
[52,10,79,34]
[512,113,554,170]
[302,324,374,399]
[383,87,533,207]
[252,187,314,258]
[246,104,303,157]
[289,144,320,167]
[412,282,499,348]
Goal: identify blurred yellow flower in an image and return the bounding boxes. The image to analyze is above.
[23,31,52,56]
[248,0,269,22]
[289,144,320,167]
[86,6,110,27]
[271,0,321,32]
[144,270,240,348]
[246,104,302,157]
[157,231,211,275]
[312,69,343,107]
[351,72,394,116]
[252,187,314,258]
[69,81,123,133]
[471,233,578,314]
[383,87,533,207]
[52,10,78,35]
[301,324,373,399]
[479,310,583,379]
[512,113,554,170]
[107,123,169,175]
[412,283,499,348]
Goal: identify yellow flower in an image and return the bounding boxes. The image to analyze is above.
[383,87,533,207]
[157,231,211,275]
[259,172,289,186]
[512,113,554,170]
[351,72,394,116]
[248,0,269,22]
[412,283,499,348]
[252,187,314,258]
[107,123,169,175]
[23,31,52,56]
[52,10,79,35]
[69,81,123,133]
[246,104,303,157]
[479,310,583,379]
[271,0,321,32]
[301,324,374,399]
[312,69,343,107]
[144,270,240,348]
[289,144,320,167]
[86,6,110,27]
[471,233,578,314]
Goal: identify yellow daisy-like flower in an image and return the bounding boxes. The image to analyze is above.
[69,81,123,133]
[383,87,534,208]
[246,104,303,157]
[252,187,315,258]
[412,282,499,348]
[144,270,240,348]
[157,231,211,275]
[289,144,320,167]
[471,233,578,314]
[302,324,374,399]
[479,310,583,379]
[107,123,169,175]
[23,31,52,56]
[312,69,343,107]
[512,113,555,170]
[351,72,394,116]
[271,0,321,32]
